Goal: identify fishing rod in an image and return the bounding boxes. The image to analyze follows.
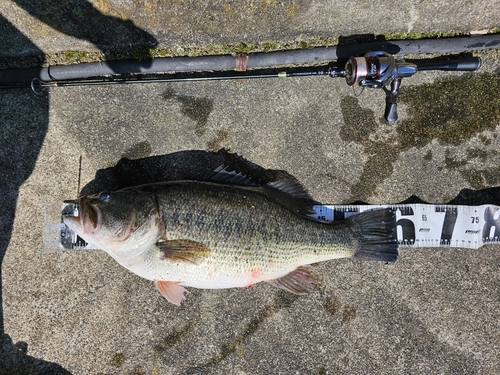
[2,53,481,122]
[24,63,346,93]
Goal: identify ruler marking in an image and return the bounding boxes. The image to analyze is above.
[312,204,500,250]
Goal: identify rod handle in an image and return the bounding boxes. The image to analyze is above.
[416,56,481,71]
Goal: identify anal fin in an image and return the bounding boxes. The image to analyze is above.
[266,265,316,294]
[155,280,187,306]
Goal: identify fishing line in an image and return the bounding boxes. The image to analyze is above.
[77,155,82,199]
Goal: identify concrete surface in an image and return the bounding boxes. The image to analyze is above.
[0,0,499,61]
[1,1,500,374]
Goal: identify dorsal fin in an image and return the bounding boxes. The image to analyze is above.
[205,166,316,216]
[266,180,314,201]
[263,179,316,216]
[204,165,259,186]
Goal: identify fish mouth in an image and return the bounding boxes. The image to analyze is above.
[80,198,102,234]
[62,214,82,234]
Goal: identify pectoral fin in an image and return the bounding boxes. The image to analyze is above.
[267,265,316,294]
[157,239,210,264]
[155,280,187,306]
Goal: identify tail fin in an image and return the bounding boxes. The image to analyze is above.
[346,208,399,262]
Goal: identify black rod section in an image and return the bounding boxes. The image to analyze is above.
[414,56,481,71]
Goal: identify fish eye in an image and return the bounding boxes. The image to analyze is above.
[98,192,111,202]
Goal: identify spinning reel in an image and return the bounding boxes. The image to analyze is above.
[344,51,480,122]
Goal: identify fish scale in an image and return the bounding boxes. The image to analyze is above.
[154,183,355,286]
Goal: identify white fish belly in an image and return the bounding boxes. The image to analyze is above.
[128,241,353,289]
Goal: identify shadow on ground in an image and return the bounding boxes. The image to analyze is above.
[83,149,500,207]
[0,2,157,373]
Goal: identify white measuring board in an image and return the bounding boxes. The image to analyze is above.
[44,202,500,252]
[311,204,500,248]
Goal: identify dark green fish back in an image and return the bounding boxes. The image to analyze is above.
[156,181,356,263]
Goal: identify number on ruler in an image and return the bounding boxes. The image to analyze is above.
[483,206,500,241]
[397,206,415,243]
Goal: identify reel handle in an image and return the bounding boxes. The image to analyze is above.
[385,98,398,123]
[383,78,401,123]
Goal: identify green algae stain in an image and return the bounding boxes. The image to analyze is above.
[444,149,467,169]
[443,146,500,189]
[340,71,500,202]
[111,352,126,367]
[467,147,498,162]
[480,167,500,185]
[341,305,356,323]
[324,296,341,316]
[397,72,500,149]
[186,291,299,374]
[216,291,298,360]
[340,96,399,202]
[124,365,147,375]
[120,141,152,159]
[261,41,278,52]
[154,320,195,354]
[162,89,214,136]
[130,44,157,60]
[207,128,233,151]
[339,96,378,147]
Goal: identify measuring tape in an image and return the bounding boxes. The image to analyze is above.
[48,203,500,251]
[312,204,500,248]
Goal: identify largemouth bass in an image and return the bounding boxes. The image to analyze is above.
[64,168,398,305]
